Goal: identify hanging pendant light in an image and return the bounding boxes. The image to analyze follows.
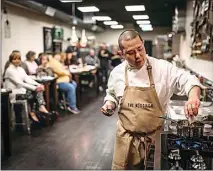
[70,26,78,46]
[80,29,87,47]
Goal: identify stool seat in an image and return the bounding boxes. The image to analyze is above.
[11,99,31,135]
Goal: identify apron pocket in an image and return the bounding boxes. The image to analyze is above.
[112,135,131,169]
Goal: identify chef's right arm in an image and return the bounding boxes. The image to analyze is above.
[101,72,118,116]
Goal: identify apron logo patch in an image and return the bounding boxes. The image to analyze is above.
[128,103,153,108]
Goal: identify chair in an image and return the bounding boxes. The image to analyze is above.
[11,99,31,135]
[57,89,67,111]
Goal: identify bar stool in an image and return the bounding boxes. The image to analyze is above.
[11,99,31,135]
[57,89,67,111]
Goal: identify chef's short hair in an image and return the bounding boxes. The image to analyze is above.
[118,29,143,51]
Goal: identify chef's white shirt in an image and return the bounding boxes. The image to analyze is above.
[104,56,203,113]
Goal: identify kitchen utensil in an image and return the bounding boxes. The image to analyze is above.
[158,116,178,124]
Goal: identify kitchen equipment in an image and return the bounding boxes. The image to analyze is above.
[158,116,178,124]
[204,124,212,133]
[177,120,204,138]
[160,133,213,170]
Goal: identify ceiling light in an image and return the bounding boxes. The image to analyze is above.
[168,33,172,38]
[92,16,111,21]
[140,24,153,31]
[125,5,145,11]
[142,27,153,31]
[136,20,151,24]
[103,21,118,25]
[140,24,153,29]
[110,25,124,29]
[77,6,99,13]
[60,0,83,2]
[45,7,56,17]
[133,15,149,20]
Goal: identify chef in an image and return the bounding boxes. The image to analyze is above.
[101,29,204,169]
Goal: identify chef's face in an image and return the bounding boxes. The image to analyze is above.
[121,36,146,69]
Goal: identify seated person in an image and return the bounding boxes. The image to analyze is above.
[4,51,50,122]
[64,50,73,67]
[65,45,82,66]
[36,53,54,77]
[25,51,38,75]
[48,53,80,114]
[84,48,103,89]
[111,45,122,67]
[35,52,44,66]
[3,50,30,76]
[84,48,100,67]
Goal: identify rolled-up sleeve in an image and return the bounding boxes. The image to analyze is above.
[167,62,204,96]
[104,71,119,107]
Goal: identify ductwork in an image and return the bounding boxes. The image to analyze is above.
[4,0,104,32]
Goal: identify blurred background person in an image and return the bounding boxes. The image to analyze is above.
[98,43,112,85]
[4,51,50,123]
[84,48,100,67]
[3,50,30,76]
[110,45,122,68]
[25,51,38,75]
[36,53,54,77]
[35,52,44,66]
[48,53,80,114]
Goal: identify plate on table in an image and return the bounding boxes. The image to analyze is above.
[35,76,54,81]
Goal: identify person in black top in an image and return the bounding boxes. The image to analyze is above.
[65,45,81,65]
[98,43,112,85]
[111,45,122,68]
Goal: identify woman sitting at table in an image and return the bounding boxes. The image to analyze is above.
[48,53,80,114]
[4,51,50,122]
[25,51,38,75]
[36,53,54,77]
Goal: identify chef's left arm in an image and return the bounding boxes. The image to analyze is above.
[167,61,205,117]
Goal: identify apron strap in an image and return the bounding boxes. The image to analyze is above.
[146,59,155,88]
[124,58,155,88]
[125,65,129,87]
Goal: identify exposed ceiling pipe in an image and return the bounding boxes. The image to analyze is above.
[5,0,104,32]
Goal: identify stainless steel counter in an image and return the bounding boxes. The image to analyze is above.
[166,100,213,121]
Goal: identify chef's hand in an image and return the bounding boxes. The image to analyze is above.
[101,100,116,117]
[184,86,201,118]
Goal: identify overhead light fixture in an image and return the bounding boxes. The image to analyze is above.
[92,16,111,21]
[80,29,87,47]
[103,21,118,25]
[45,6,56,17]
[140,24,153,31]
[140,24,152,29]
[60,0,83,2]
[133,15,149,20]
[110,25,124,29]
[142,27,153,31]
[70,26,79,46]
[125,5,145,11]
[77,6,99,12]
[168,33,172,38]
[136,20,151,24]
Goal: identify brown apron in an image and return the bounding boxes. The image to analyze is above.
[112,59,165,170]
